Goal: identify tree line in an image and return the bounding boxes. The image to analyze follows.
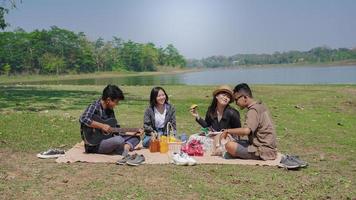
[187,47,356,68]
[0,26,186,75]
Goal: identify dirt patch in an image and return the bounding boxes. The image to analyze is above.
[341,88,356,96]
[333,100,356,114]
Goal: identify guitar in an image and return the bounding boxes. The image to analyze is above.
[81,114,142,146]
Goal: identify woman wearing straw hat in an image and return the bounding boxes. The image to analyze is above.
[190,85,241,132]
[189,85,241,156]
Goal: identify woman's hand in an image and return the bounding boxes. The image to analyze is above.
[189,104,199,119]
[190,108,199,119]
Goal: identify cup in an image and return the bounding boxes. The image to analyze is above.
[180,133,188,143]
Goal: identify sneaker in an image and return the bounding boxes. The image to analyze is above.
[172,152,188,166]
[279,155,300,169]
[287,155,308,168]
[180,152,197,166]
[36,149,65,159]
[126,154,145,166]
[116,153,136,165]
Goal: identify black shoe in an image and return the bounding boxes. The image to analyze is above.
[287,155,308,168]
[37,149,65,159]
[126,154,145,166]
[279,155,300,169]
[116,153,137,165]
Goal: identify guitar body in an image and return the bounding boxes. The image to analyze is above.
[82,115,118,146]
[82,114,141,146]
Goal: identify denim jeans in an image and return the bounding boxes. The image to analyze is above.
[142,135,152,148]
[142,128,165,148]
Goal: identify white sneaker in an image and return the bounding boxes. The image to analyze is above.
[172,152,188,166]
[180,152,197,166]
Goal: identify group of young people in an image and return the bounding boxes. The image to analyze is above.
[79,83,279,162]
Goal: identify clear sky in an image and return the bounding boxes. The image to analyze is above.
[4,0,356,58]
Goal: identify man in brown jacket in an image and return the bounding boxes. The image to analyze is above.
[220,83,277,160]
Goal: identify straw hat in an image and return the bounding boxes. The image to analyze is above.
[212,85,233,102]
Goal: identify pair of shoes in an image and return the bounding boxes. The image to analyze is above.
[279,155,301,169]
[126,154,145,166]
[116,153,137,165]
[36,149,65,159]
[172,152,197,166]
[287,155,308,168]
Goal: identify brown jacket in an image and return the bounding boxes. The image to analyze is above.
[244,101,277,160]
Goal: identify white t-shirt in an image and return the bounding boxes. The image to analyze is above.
[154,106,167,129]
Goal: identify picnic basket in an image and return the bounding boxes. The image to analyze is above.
[165,122,183,152]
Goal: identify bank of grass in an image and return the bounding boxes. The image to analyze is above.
[0,68,197,85]
[0,84,355,199]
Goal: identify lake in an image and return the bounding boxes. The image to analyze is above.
[27,65,356,85]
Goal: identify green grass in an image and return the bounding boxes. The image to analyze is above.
[0,84,355,199]
[0,69,195,85]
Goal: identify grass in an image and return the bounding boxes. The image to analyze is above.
[0,84,355,199]
[0,68,197,85]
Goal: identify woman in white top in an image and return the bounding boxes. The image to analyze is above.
[142,87,176,148]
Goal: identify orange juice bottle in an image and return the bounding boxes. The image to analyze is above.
[159,136,168,153]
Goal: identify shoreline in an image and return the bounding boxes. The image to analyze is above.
[1,61,355,85]
[198,60,356,70]
[0,68,200,84]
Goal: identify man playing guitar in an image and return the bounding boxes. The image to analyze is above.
[79,84,143,156]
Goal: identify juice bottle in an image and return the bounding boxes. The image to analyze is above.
[159,136,168,153]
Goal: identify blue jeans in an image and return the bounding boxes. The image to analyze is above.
[142,135,152,148]
[142,128,165,148]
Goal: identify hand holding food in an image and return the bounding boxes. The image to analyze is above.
[189,104,199,118]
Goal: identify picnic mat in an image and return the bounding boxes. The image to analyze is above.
[56,142,283,166]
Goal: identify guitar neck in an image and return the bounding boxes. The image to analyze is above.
[112,128,140,135]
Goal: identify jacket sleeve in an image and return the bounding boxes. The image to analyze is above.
[170,106,177,131]
[195,111,210,128]
[230,109,241,128]
[143,108,154,135]
[79,102,96,127]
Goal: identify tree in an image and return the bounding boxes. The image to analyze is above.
[39,53,65,75]
[2,63,11,75]
[0,0,18,30]
[0,27,187,74]
[93,37,105,71]
[163,44,186,67]
[0,7,8,30]
[141,43,158,71]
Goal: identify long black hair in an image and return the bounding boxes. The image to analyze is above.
[207,92,230,118]
[150,86,169,107]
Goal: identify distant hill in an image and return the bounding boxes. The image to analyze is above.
[186,47,356,68]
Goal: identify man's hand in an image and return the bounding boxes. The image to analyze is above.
[101,124,112,133]
[220,129,229,140]
[136,128,144,136]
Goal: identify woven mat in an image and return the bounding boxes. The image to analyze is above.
[56,142,282,166]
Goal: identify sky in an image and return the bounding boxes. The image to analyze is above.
[3,0,356,58]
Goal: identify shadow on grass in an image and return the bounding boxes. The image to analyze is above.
[0,86,99,111]
[0,86,149,112]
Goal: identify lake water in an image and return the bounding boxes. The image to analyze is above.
[28,65,356,85]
